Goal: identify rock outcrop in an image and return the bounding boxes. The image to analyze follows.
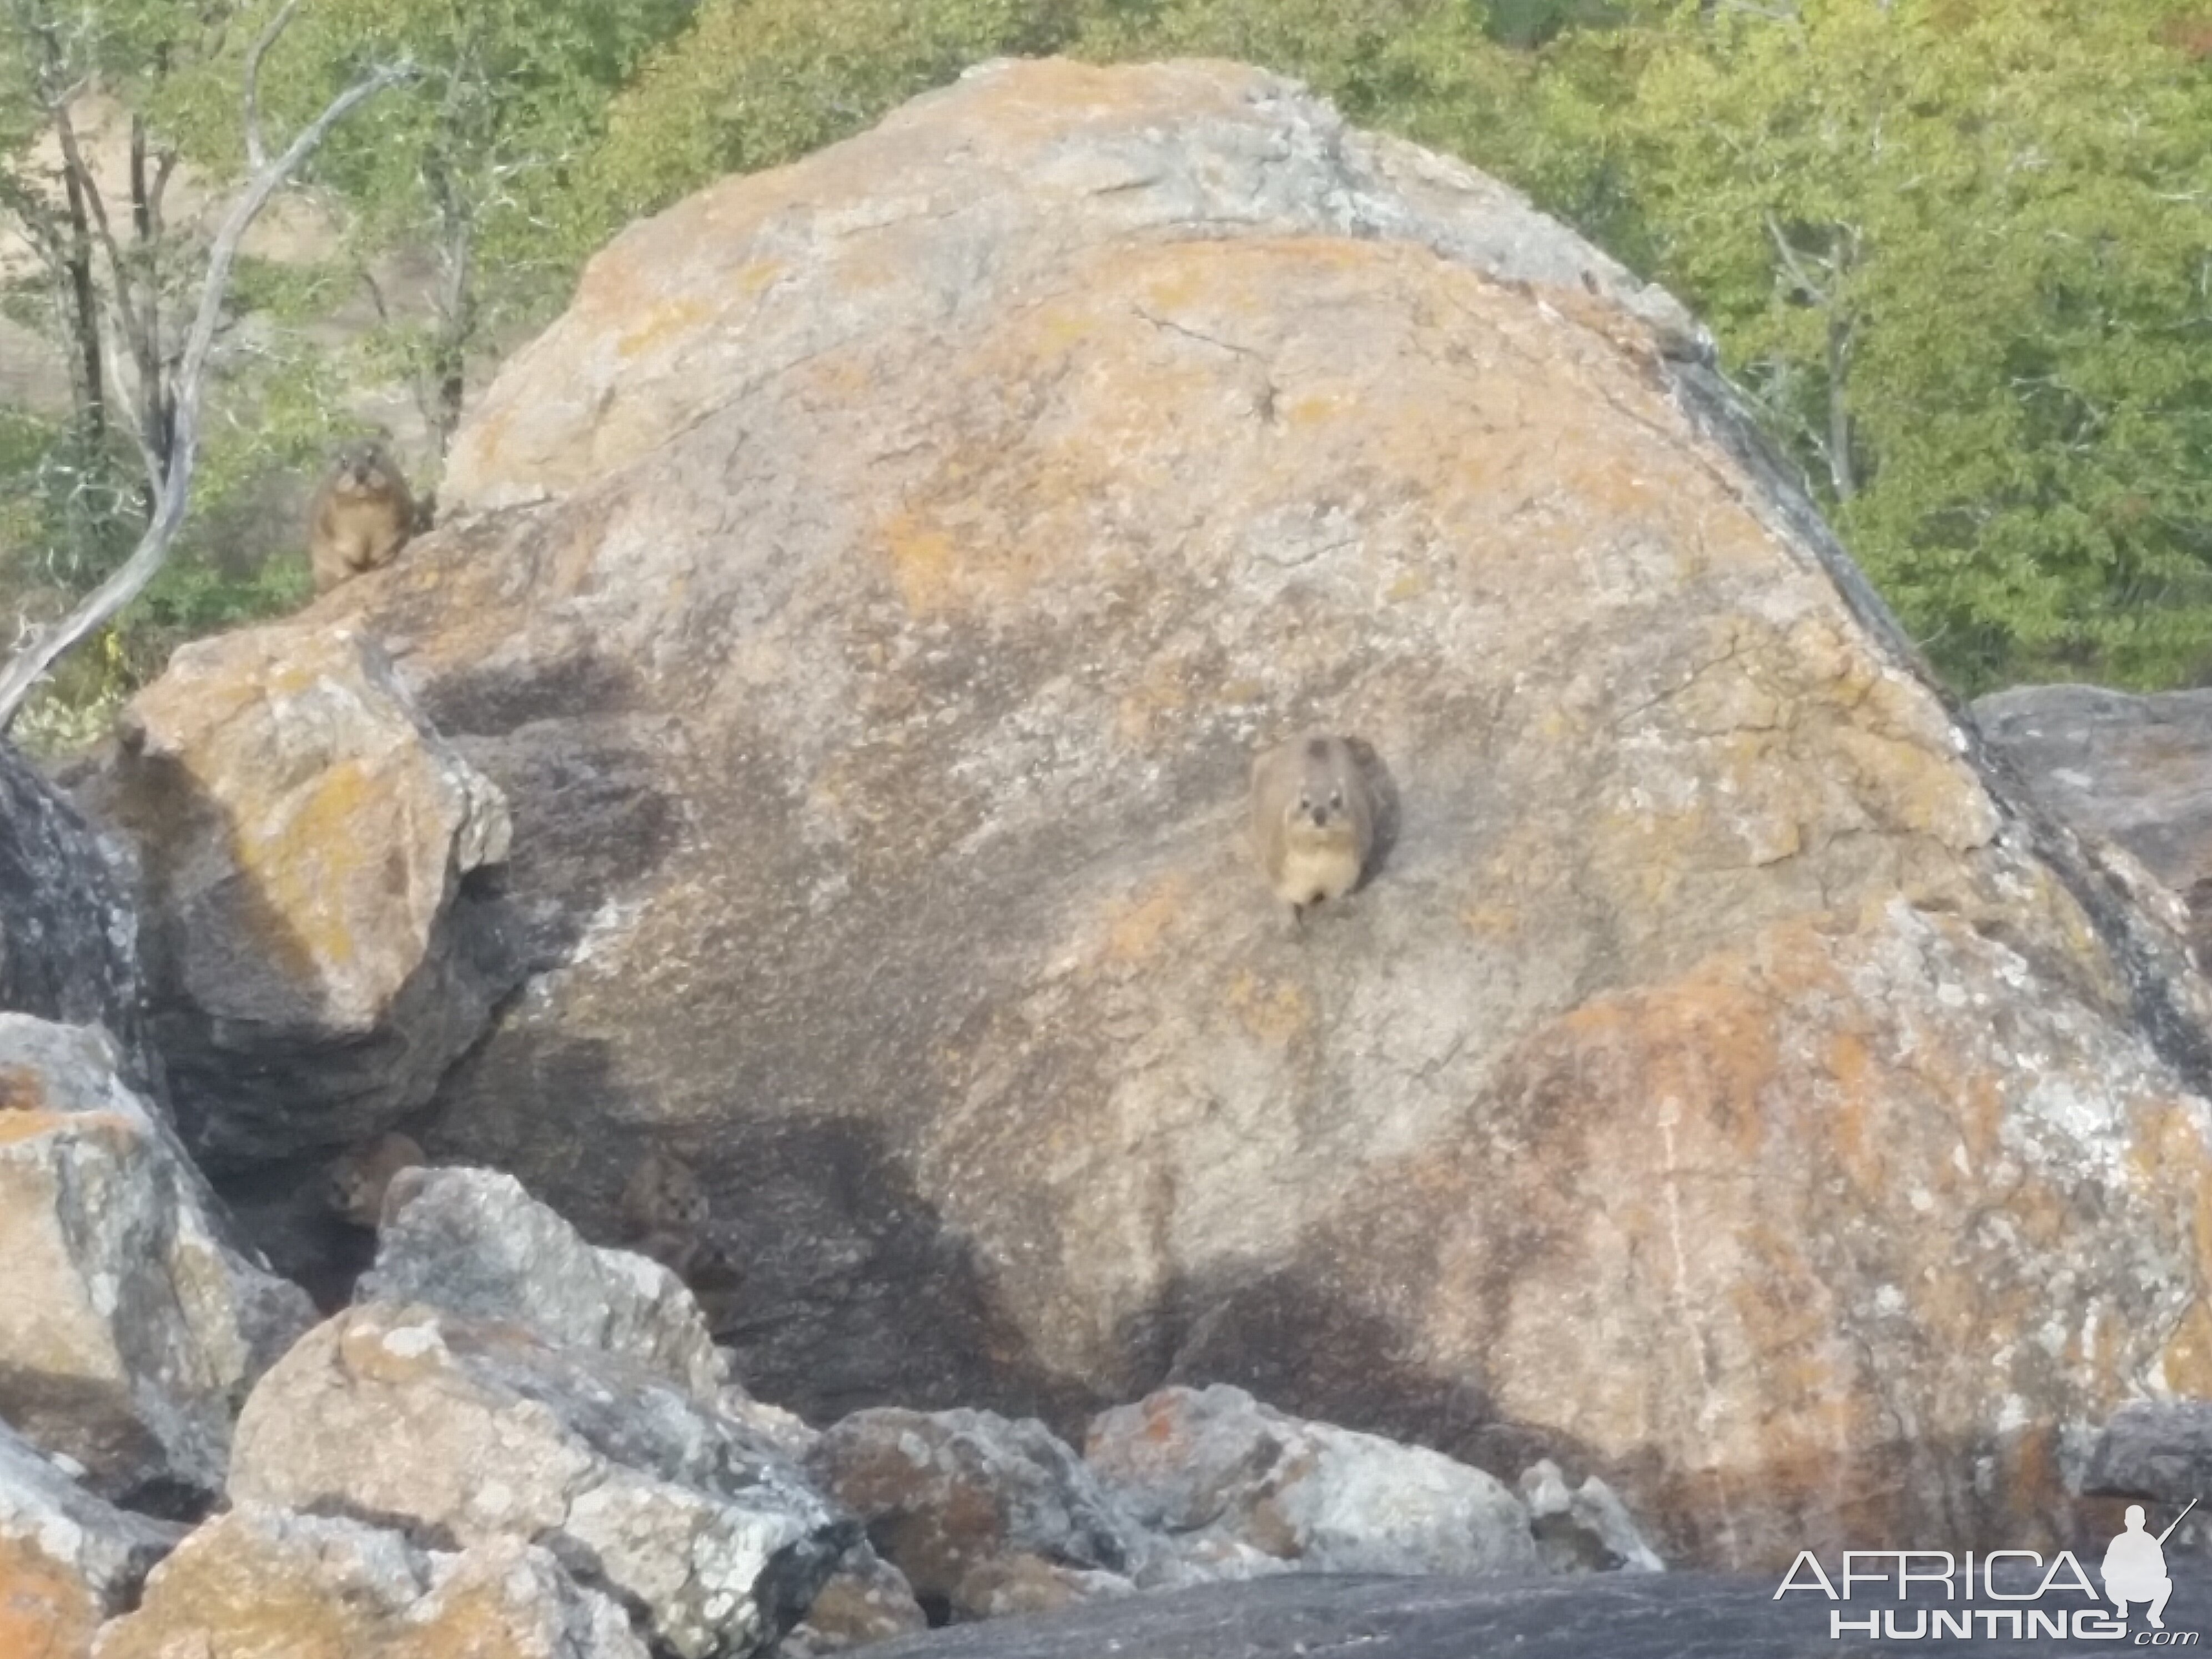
[0,1424,182,1659]
[0,738,161,1106]
[74,623,517,1169]
[362,1164,730,1401]
[229,1301,854,1658]
[92,1506,651,1659]
[0,1014,313,1509]
[81,57,2212,1571]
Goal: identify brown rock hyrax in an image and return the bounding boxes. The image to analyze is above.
[619,1150,741,1296]
[325,1131,427,1228]
[309,440,414,592]
[1249,732,1378,924]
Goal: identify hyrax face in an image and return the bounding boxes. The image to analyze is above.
[620,1150,710,1235]
[325,1132,427,1229]
[329,442,396,498]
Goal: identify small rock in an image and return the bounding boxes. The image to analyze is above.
[1519,1459,1663,1573]
[1085,1386,1541,1580]
[0,1422,183,1659]
[230,1301,853,1658]
[91,1504,649,1659]
[0,1015,314,1506]
[361,1164,728,1401]
[805,1407,1149,1622]
[780,1541,930,1654]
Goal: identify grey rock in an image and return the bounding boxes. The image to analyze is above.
[0,1419,184,1636]
[2080,1399,2212,1503]
[230,1301,855,1658]
[360,1164,729,1401]
[805,1406,1150,1622]
[1520,1458,1664,1573]
[1086,1386,1541,1581]
[0,1014,314,1507]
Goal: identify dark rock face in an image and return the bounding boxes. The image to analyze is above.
[844,1571,2188,1659]
[0,738,161,1108]
[1974,683,2212,953]
[2081,1400,2212,1505]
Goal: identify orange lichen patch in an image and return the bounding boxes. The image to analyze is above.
[1457,904,1521,938]
[1224,969,1312,1045]
[1105,877,1188,965]
[615,296,711,360]
[0,1536,98,1659]
[879,517,964,617]
[0,1109,71,1147]
[2161,1300,2212,1396]
[0,1065,44,1113]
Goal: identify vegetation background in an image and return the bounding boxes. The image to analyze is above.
[4,0,2209,747]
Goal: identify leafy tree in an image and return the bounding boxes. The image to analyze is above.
[203,0,692,460]
[1602,0,2212,687]
[0,0,411,728]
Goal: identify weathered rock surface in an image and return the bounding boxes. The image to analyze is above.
[361,1164,729,1401]
[0,740,160,1107]
[806,1406,1151,1622]
[230,1302,854,1658]
[91,1505,650,1659]
[1974,683,2212,944]
[74,623,517,1168]
[128,57,2212,1567]
[1087,1386,1543,1582]
[0,1422,182,1659]
[802,1570,2201,1659]
[0,1014,313,1507]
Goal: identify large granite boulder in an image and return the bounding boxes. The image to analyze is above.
[0,1014,314,1509]
[106,58,2212,1568]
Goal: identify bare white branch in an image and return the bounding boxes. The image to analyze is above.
[0,48,415,730]
[243,0,307,172]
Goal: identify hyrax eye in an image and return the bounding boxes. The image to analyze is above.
[1330,791,1343,808]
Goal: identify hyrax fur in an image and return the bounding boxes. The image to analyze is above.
[619,1150,737,1290]
[309,440,415,592]
[1249,732,1378,925]
[325,1131,428,1229]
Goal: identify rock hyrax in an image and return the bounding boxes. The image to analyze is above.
[1249,731,1378,924]
[309,440,414,592]
[620,1149,711,1237]
[325,1131,427,1228]
[619,1150,738,1292]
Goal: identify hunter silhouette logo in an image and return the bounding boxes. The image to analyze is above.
[2104,1500,2195,1631]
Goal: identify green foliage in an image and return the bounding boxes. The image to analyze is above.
[586,0,1082,240]
[1598,0,2212,688]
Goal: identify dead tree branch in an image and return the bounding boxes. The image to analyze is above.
[0,11,413,731]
